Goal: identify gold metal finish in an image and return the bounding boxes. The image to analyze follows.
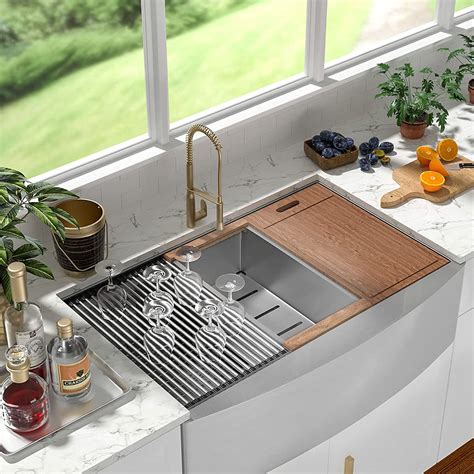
[185,123,224,231]
[344,455,355,474]
[57,318,74,340]
[54,199,105,239]
[7,262,28,304]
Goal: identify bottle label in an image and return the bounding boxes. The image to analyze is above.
[15,325,46,367]
[57,354,91,394]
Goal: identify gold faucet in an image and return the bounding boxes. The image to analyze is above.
[185,123,224,231]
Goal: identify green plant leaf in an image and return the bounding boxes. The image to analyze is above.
[26,203,65,240]
[24,259,54,280]
[13,243,43,260]
[24,234,46,252]
[0,180,25,191]
[0,269,12,303]
[50,206,79,228]
[0,189,10,205]
[37,188,79,202]
[0,204,21,228]
[0,241,7,266]
[0,222,25,240]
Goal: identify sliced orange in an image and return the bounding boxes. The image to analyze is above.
[420,171,445,192]
[416,145,438,166]
[429,158,449,177]
[437,138,458,162]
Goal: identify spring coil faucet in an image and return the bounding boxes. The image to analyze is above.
[185,123,224,231]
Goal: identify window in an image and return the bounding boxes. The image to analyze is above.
[0,0,465,180]
[455,0,473,13]
[165,0,307,124]
[325,0,436,64]
[0,0,147,177]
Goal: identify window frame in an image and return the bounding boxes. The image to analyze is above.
[32,0,470,184]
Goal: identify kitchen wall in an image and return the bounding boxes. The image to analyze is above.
[22,31,467,250]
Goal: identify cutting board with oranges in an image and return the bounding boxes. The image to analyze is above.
[381,139,474,208]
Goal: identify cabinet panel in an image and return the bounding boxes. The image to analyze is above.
[268,440,329,474]
[100,426,182,473]
[327,346,452,474]
[438,309,473,460]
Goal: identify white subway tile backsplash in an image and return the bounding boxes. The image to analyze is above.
[91,33,459,216]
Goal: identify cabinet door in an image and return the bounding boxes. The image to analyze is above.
[438,309,473,460]
[327,346,452,474]
[100,426,182,473]
[267,440,329,474]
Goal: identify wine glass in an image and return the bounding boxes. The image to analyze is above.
[95,260,127,321]
[143,264,174,323]
[215,273,246,338]
[195,299,226,364]
[143,299,176,366]
[173,246,203,306]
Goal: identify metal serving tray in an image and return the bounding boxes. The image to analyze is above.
[0,350,134,464]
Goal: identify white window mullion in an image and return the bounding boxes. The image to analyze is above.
[142,0,170,145]
[305,0,327,82]
[437,0,456,30]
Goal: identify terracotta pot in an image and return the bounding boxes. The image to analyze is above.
[400,120,427,140]
[0,287,8,346]
[469,79,474,105]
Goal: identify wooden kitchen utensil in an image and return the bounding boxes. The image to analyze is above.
[380,156,474,208]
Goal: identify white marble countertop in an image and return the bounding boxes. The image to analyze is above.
[1,103,472,473]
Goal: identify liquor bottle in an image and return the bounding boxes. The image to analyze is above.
[1,345,49,433]
[4,262,48,381]
[47,318,91,399]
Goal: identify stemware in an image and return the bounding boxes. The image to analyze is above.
[143,264,174,323]
[215,273,246,338]
[95,260,127,321]
[173,246,203,306]
[195,299,226,364]
[143,299,176,365]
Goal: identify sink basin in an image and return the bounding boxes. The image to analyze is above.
[192,229,357,342]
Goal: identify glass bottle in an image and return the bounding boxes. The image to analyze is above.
[47,318,91,399]
[1,345,49,433]
[4,262,48,381]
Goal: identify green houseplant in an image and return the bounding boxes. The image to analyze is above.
[439,34,474,105]
[0,167,78,302]
[375,63,458,139]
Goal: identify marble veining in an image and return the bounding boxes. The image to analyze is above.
[1,103,472,473]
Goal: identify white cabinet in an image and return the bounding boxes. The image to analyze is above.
[267,440,329,474]
[100,426,182,473]
[327,346,452,474]
[438,308,473,460]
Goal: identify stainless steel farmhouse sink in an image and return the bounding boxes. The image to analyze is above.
[193,228,357,342]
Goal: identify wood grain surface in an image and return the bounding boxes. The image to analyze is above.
[263,194,441,299]
[247,185,332,229]
[381,156,474,208]
[424,438,474,474]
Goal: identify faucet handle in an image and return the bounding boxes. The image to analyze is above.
[195,199,207,222]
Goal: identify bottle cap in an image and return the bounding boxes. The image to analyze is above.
[7,262,28,303]
[57,318,74,339]
[5,345,30,383]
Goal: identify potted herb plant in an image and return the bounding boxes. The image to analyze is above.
[375,63,456,139]
[439,34,474,105]
[0,167,78,305]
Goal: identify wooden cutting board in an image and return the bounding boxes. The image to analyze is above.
[381,156,474,208]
